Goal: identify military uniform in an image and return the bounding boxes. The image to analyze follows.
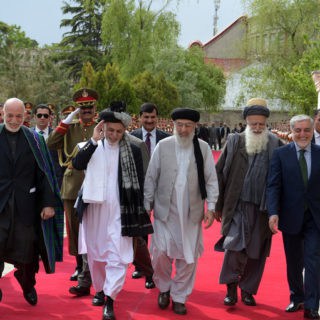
[47,90,97,271]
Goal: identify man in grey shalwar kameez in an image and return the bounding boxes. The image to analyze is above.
[144,107,219,316]
[214,98,282,307]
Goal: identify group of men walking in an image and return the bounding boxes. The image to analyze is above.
[1,91,320,320]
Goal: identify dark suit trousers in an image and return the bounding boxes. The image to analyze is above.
[282,210,320,310]
[0,198,38,292]
[133,237,153,277]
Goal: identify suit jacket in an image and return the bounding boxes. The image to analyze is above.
[0,125,63,272]
[31,126,63,188]
[130,127,170,144]
[266,142,320,234]
[127,134,150,176]
[0,128,57,226]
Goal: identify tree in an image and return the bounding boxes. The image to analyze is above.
[242,0,320,113]
[0,22,38,99]
[131,70,180,117]
[148,46,225,113]
[57,0,107,79]
[76,62,136,112]
[281,41,320,114]
[101,0,180,79]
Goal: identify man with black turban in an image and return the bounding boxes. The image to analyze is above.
[144,107,219,315]
[214,98,282,307]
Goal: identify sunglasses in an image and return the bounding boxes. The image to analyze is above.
[36,113,49,119]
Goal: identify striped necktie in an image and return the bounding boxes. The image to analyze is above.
[145,132,151,155]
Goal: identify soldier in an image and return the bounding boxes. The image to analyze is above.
[61,105,76,120]
[23,102,33,127]
[47,88,98,302]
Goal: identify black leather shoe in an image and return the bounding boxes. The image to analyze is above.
[241,289,256,306]
[23,287,37,306]
[92,290,105,306]
[286,301,304,312]
[70,269,80,281]
[172,301,187,315]
[132,270,143,279]
[103,296,115,320]
[224,283,238,306]
[158,291,170,309]
[304,309,320,319]
[145,276,155,289]
[69,285,90,296]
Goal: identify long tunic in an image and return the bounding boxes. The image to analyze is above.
[81,142,133,264]
[151,141,209,264]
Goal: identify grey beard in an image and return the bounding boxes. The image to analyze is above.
[245,126,269,155]
[173,127,194,148]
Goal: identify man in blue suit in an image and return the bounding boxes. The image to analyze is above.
[267,114,320,319]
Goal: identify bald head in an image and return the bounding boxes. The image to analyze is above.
[3,97,25,132]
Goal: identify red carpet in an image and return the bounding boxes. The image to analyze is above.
[1,151,303,319]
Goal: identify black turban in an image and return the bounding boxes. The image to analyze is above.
[171,108,200,122]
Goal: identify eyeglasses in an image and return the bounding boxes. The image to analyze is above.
[36,113,49,119]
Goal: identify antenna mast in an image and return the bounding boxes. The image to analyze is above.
[213,0,221,36]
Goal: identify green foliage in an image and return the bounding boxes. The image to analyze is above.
[242,0,320,113]
[131,70,180,117]
[148,46,226,113]
[281,41,320,114]
[76,62,136,112]
[101,0,179,79]
[0,22,38,49]
[57,0,107,79]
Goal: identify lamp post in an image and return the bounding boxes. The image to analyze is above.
[213,0,221,36]
[312,70,320,109]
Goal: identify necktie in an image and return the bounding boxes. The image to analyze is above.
[145,132,151,155]
[299,149,308,187]
[39,130,44,135]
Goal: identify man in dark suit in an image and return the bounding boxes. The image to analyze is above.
[130,102,170,286]
[130,102,170,154]
[0,97,63,306]
[31,103,63,188]
[267,114,320,319]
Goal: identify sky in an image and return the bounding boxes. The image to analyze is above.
[0,1,246,48]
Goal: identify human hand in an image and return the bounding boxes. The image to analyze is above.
[40,207,55,220]
[213,210,222,222]
[203,210,214,229]
[269,215,279,234]
[92,120,105,142]
[62,108,80,124]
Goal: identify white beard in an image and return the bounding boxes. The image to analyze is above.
[4,121,21,133]
[245,126,269,155]
[173,127,194,148]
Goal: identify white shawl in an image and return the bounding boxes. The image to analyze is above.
[81,140,107,203]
